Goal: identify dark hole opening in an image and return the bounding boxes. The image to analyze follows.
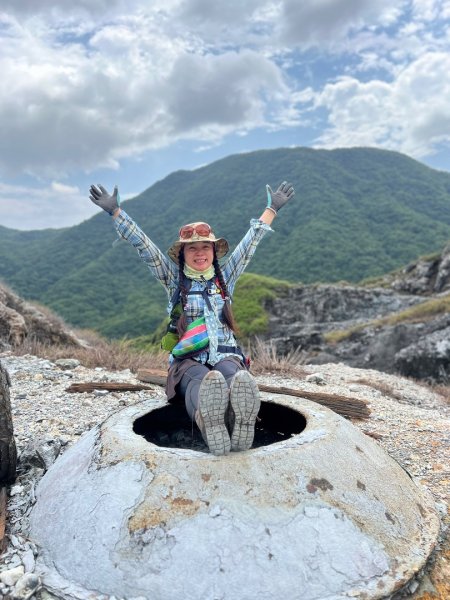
[133,401,307,452]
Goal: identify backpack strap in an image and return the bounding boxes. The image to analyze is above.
[170,276,225,315]
[162,277,231,353]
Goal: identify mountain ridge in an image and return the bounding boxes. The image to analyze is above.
[1,146,449,338]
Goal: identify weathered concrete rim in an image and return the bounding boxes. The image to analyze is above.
[99,394,329,462]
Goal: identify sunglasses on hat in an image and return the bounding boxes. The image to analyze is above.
[179,223,212,239]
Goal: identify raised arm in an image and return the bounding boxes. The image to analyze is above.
[89,184,178,291]
[222,181,295,291]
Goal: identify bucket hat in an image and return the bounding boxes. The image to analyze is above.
[167,222,229,264]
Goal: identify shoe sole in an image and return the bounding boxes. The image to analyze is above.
[198,372,231,456]
[229,371,260,451]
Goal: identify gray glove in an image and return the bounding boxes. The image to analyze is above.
[89,184,120,215]
[266,181,295,213]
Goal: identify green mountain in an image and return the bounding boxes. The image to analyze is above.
[1,147,450,338]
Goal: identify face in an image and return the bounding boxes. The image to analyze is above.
[183,241,214,271]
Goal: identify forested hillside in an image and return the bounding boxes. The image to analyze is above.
[0,147,449,338]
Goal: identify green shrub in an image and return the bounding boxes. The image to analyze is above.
[233,273,292,338]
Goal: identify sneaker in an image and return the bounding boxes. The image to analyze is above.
[229,371,260,451]
[196,371,231,456]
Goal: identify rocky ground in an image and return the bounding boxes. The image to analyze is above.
[0,351,449,600]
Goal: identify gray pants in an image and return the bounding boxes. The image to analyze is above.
[178,359,243,419]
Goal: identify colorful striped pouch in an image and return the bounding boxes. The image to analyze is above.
[171,317,209,358]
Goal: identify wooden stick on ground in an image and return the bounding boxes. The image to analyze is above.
[138,368,370,420]
[66,381,156,393]
[256,383,370,420]
[67,368,370,420]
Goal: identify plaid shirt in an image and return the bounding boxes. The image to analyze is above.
[114,210,272,365]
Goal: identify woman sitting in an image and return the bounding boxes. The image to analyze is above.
[89,181,294,455]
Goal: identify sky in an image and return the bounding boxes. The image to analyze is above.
[1,0,450,230]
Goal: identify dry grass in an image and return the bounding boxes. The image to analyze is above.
[350,377,405,401]
[8,333,168,373]
[325,293,450,345]
[378,293,450,326]
[433,384,450,402]
[247,337,308,376]
[352,376,450,404]
[409,374,450,404]
[6,334,309,378]
[324,324,366,344]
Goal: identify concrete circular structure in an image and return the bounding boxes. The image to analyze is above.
[29,395,440,600]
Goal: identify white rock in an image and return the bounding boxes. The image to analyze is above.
[0,566,25,587]
[9,534,21,548]
[10,485,24,496]
[305,373,327,385]
[54,358,80,369]
[93,389,109,397]
[6,554,22,568]
[21,548,36,572]
[13,573,41,599]
[434,501,448,517]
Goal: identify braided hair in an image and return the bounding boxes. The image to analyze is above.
[212,252,239,333]
[176,251,189,336]
[176,247,239,336]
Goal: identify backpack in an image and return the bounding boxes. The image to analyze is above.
[160,276,225,352]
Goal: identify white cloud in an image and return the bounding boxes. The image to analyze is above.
[0,182,99,230]
[309,51,450,157]
[0,0,450,232]
[164,50,287,134]
[50,181,80,194]
[0,0,143,18]
[411,0,446,21]
[176,0,263,27]
[0,10,290,179]
[278,0,405,48]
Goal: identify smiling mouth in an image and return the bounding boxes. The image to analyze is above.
[193,259,210,269]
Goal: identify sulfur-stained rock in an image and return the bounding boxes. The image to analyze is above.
[29,395,440,600]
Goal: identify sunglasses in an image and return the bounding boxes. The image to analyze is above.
[179,223,212,239]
